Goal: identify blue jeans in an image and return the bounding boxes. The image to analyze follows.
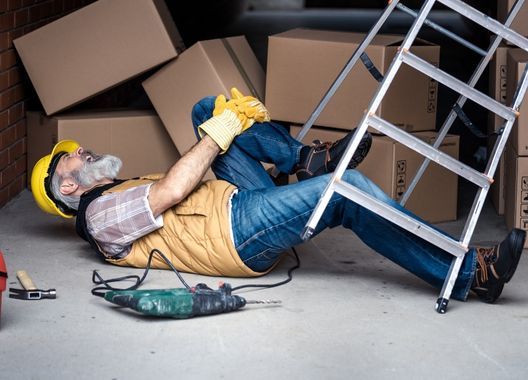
[192,97,476,301]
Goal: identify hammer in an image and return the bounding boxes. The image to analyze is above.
[9,271,56,300]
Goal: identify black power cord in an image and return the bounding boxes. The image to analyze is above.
[91,247,300,297]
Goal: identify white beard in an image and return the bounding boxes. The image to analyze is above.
[71,153,122,188]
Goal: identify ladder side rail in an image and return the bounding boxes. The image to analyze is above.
[333,179,468,256]
[436,256,465,313]
[367,114,491,188]
[396,3,486,56]
[292,0,401,143]
[438,0,528,51]
[460,65,528,245]
[400,0,525,205]
[302,0,438,238]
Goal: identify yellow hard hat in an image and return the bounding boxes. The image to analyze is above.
[31,140,80,218]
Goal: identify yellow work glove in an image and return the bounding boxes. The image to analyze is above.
[213,87,270,131]
[198,99,242,154]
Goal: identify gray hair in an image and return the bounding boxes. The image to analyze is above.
[49,154,122,211]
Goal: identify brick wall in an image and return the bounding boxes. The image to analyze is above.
[0,0,95,208]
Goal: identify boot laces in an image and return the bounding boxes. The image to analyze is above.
[474,246,498,286]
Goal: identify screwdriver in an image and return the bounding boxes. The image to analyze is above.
[102,282,280,319]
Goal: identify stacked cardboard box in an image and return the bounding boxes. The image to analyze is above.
[267,29,458,222]
[15,0,186,186]
[16,0,267,183]
[143,36,266,180]
[266,29,440,132]
[503,49,528,247]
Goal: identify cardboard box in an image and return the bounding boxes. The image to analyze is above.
[488,46,509,215]
[14,0,184,115]
[27,110,180,186]
[290,126,459,223]
[497,0,528,38]
[504,142,528,247]
[506,48,528,155]
[143,35,265,180]
[266,29,439,132]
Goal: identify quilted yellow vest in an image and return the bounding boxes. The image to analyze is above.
[99,176,263,277]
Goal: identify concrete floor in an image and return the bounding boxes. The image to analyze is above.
[1,184,527,379]
[2,6,528,380]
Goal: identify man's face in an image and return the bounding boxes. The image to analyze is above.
[55,147,93,177]
[53,147,121,189]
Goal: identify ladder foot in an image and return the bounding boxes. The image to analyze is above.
[435,297,449,314]
[301,226,315,241]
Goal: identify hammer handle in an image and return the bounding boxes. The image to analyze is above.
[16,271,37,290]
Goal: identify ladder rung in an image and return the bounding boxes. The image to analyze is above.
[333,179,468,257]
[367,114,491,189]
[439,0,528,51]
[401,51,517,121]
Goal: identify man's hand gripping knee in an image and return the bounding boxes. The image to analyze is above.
[198,87,270,153]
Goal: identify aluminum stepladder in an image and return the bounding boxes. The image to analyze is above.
[296,0,528,314]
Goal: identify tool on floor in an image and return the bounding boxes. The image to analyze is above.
[102,282,280,319]
[92,248,288,319]
[294,0,528,313]
[0,250,7,326]
[9,270,56,300]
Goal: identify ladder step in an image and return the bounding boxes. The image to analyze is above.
[401,51,517,121]
[367,114,492,189]
[333,179,468,257]
[439,0,528,51]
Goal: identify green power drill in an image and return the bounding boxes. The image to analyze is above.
[102,282,280,319]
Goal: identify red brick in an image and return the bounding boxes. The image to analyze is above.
[0,32,8,51]
[8,138,24,164]
[0,161,16,186]
[0,187,8,208]
[0,49,16,71]
[0,13,15,32]
[8,0,24,11]
[0,125,16,149]
[0,149,7,170]
[28,4,42,23]
[14,118,26,139]
[8,28,23,49]
[7,67,20,87]
[8,102,23,124]
[0,71,8,92]
[0,84,24,111]
[14,9,29,28]
[0,111,8,131]
[8,173,26,198]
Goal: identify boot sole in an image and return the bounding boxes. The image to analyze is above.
[504,229,526,283]
[327,129,372,172]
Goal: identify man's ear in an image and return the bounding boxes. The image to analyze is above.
[59,177,79,195]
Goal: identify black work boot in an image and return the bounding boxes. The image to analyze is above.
[296,128,372,181]
[471,228,526,303]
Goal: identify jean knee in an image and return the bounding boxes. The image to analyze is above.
[191,96,216,135]
[342,169,392,202]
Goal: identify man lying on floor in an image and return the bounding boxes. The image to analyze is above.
[31,88,525,305]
